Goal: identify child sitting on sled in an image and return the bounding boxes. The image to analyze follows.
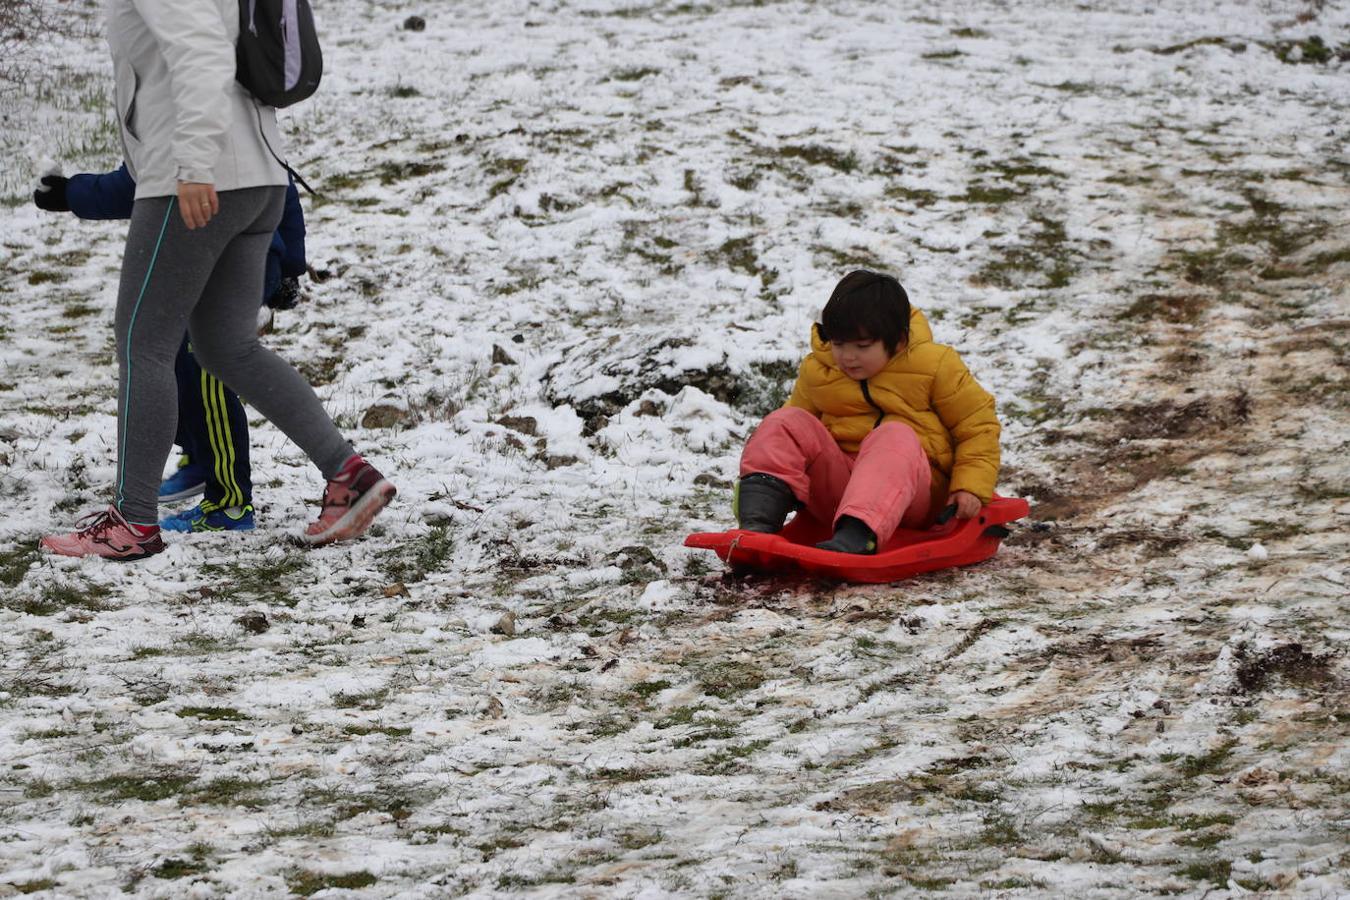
[735,270,1001,554]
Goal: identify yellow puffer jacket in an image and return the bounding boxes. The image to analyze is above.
[784,307,1002,509]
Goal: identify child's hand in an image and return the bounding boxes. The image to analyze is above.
[33,175,70,212]
[948,490,982,519]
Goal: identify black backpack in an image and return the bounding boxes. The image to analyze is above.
[235,0,323,108]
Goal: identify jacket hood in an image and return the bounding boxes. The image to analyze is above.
[809,306,934,372]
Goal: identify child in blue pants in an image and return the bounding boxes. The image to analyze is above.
[34,164,306,532]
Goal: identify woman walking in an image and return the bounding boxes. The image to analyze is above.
[41,0,395,560]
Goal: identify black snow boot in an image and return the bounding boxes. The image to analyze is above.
[735,473,796,533]
[816,515,877,554]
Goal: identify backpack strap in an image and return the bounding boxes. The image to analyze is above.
[250,100,321,198]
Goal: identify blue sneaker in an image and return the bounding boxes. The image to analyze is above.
[159,459,207,503]
[160,503,255,533]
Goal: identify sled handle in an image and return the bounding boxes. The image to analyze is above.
[934,503,958,525]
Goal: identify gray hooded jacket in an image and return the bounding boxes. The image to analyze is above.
[106,0,288,199]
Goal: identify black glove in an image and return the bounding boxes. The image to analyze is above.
[266,275,302,310]
[33,175,70,212]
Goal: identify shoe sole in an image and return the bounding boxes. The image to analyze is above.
[39,539,165,561]
[159,484,206,504]
[161,522,255,534]
[301,480,396,546]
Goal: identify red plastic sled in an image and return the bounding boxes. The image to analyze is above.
[684,496,1030,584]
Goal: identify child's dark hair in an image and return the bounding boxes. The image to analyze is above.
[817,270,911,354]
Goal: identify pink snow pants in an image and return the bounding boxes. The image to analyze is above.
[740,407,932,546]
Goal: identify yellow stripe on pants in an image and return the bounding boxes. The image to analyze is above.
[201,368,243,508]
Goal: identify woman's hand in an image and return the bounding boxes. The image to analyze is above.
[178,181,219,230]
[948,490,982,519]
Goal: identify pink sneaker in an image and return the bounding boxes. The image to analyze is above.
[302,455,397,546]
[41,506,166,561]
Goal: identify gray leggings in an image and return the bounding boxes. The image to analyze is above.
[113,185,352,524]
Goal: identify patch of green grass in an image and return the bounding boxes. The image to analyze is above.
[906,874,957,890]
[267,818,338,840]
[711,235,777,287]
[812,244,890,272]
[1115,292,1207,324]
[580,713,634,738]
[537,192,580,215]
[696,659,765,700]
[1175,247,1250,286]
[287,870,378,896]
[150,857,206,880]
[949,781,1002,804]
[150,844,212,879]
[982,877,1045,890]
[593,766,659,782]
[178,632,234,654]
[185,778,269,809]
[1089,789,1195,830]
[342,724,412,737]
[496,868,579,890]
[377,525,453,584]
[698,738,771,774]
[1047,80,1095,93]
[474,831,529,859]
[1306,246,1350,270]
[1179,739,1237,778]
[332,687,392,710]
[667,713,738,747]
[201,552,307,607]
[1177,830,1228,849]
[1234,876,1277,892]
[615,828,663,850]
[1173,813,1237,830]
[727,169,762,191]
[176,706,250,722]
[733,358,796,417]
[972,213,1078,289]
[921,49,963,60]
[885,183,940,207]
[1272,35,1343,65]
[22,402,99,417]
[1154,36,1245,56]
[959,184,1024,205]
[610,66,660,81]
[1173,858,1232,887]
[81,773,196,802]
[23,728,77,741]
[630,679,672,701]
[484,157,528,198]
[12,880,58,894]
[0,546,38,590]
[654,705,704,729]
[976,157,1058,180]
[1170,190,1336,285]
[620,221,684,275]
[776,143,858,173]
[61,302,99,319]
[318,171,364,192]
[376,160,445,185]
[24,779,55,798]
[574,604,643,637]
[8,581,111,617]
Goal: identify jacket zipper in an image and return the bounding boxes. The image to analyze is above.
[859,379,885,428]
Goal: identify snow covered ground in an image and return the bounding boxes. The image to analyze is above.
[1,0,1347,896]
